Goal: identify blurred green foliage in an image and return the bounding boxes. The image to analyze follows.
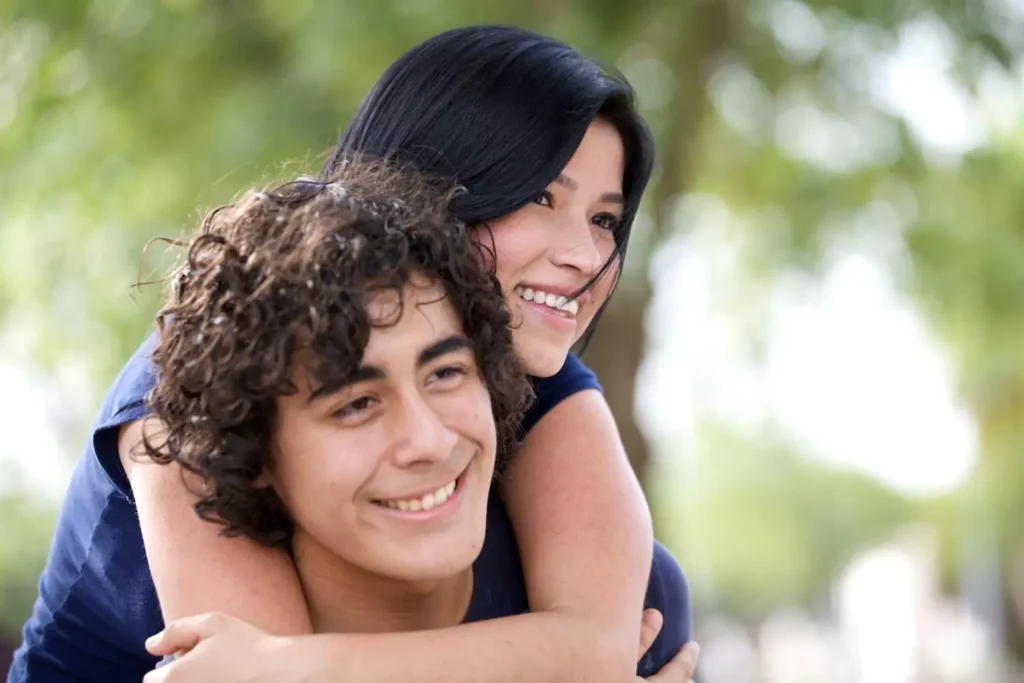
[653,426,913,621]
[0,494,55,637]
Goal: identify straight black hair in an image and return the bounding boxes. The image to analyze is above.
[323,25,655,348]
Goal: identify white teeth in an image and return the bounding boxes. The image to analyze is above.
[383,478,458,512]
[514,286,579,317]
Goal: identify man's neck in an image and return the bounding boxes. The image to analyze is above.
[291,531,474,634]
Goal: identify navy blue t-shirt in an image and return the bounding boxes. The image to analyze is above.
[10,335,689,682]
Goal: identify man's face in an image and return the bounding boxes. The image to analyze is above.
[270,277,497,584]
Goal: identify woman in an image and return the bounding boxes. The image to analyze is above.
[11,25,697,683]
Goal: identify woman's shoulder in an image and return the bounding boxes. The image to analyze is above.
[12,332,166,680]
[522,353,602,435]
[89,330,161,499]
[104,330,161,421]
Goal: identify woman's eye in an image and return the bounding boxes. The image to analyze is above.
[533,191,554,208]
[593,213,621,231]
[331,396,376,419]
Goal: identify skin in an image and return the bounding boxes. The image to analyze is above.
[275,279,496,634]
[125,119,699,682]
[144,609,700,683]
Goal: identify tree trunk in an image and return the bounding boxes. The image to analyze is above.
[0,636,15,681]
[583,0,737,492]
[583,289,652,481]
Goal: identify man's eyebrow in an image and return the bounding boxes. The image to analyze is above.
[306,335,470,403]
[308,365,385,403]
[418,334,472,367]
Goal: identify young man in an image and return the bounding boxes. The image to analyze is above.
[135,160,533,635]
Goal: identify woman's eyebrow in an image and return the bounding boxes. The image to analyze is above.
[554,173,578,190]
[555,174,624,204]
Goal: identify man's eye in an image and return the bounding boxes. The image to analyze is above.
[429,366,467,385]
[331,396,376,419]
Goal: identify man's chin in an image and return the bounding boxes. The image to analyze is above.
[382,555,478,587]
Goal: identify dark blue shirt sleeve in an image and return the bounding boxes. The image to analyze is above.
[91,332,160,502]
[520,353,602,436]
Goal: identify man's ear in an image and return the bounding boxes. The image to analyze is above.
[256,438,281,490]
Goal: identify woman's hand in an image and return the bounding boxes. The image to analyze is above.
[143,613,307,683]
[637,609,700,682]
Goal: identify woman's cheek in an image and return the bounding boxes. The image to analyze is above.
[592,257,620,304]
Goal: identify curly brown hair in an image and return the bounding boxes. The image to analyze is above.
[142,159,534,548]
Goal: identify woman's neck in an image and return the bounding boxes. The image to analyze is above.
[291,530,474,634]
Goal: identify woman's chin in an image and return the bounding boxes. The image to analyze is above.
[514,341,571,378]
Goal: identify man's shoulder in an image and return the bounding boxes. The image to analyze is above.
[464,492,528,623]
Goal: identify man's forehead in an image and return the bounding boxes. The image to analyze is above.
[291,277,468,398]
[365,275,444,306]
[364,278,458,329]
[366,298,464,353]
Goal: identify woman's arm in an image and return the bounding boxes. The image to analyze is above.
[145,610,701,683]
[119,416,313,634]
[499,388,653,675]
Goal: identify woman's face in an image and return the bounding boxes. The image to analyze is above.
[476,118,626,378]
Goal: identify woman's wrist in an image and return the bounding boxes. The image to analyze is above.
[283,632,356,683]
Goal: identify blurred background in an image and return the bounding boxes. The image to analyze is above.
[2,0,1023,680]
